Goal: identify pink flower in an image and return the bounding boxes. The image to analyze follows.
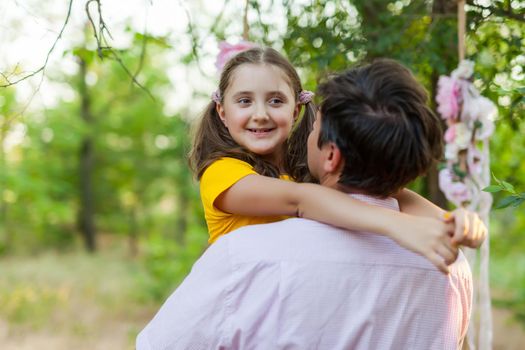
[436,76,461,120]
[299,90,314,104]
[447,182,472,206]
[467,145,483,175]
[215,41,259,72]
[444,125,456,143]
[464,95,496,140]
[452,122,470,149]
[444,123,470,152]
[439,168,472,206]
[451,60,474,80]
[444,143,459,162]
[476,118,495,140]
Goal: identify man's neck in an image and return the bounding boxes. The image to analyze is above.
[319,174,383,197]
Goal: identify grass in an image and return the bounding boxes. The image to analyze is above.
[0,241,158,350]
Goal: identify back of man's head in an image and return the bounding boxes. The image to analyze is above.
[317,59,443,197]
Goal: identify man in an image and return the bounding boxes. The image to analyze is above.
[137,59,473,349]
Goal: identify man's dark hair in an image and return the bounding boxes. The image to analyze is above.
[317,59,443,197]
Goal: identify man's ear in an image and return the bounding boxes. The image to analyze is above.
[323,143,343,174]
[216,103,227,127]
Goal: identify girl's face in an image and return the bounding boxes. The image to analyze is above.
[216,63,299,165]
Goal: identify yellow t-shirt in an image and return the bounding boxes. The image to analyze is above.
[200,157,290,244]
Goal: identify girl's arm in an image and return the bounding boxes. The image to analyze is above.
[395,189,487,248]
[216,174,457,273]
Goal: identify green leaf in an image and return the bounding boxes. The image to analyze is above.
[495,196,521,209]
[501,181,516,193]
[511,197,525,208]
[483,185,503,193]
[71,48,96,65]
[452,164,468,179]
[474,120,483,129]
[492,173,503,186]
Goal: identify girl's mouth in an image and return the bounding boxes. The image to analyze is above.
[247,128,275,134]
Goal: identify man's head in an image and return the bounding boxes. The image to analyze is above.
[307,59,443,197]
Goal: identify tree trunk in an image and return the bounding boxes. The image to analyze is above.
[426,0,457,208]
[427,70,448,208]
[78,57,96,252]
[128,206,138,257]
[175,191,189,246]
[0,125,10,251]
[432,0,458,14]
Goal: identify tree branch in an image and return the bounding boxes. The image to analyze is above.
[132,10,149,83]
[177,0,206,76]
[85,0,155,100]
[0,0,74,88]
[209,0,229,34]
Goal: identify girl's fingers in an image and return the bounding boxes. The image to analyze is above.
[444,209,487,248]
[436,244,458,265]
[472,216,486,248]
[452,210,469,244]
[443,211,453,222]
[428,252,450,274]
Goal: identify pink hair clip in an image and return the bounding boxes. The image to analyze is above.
[215,40,259,72]
[211,90,221,103]
[299,90,314,104]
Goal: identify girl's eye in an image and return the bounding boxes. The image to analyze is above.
[238,98,251,104]
[269,97,283,105]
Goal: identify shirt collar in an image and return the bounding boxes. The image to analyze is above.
[349,193,400,211]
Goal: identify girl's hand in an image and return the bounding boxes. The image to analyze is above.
[444,208,487,248]
[390,215,458,274]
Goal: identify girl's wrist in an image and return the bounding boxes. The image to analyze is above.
[376,210,405,239]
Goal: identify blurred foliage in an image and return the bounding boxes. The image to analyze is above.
[137,225,208,301]
[1,27,205,300]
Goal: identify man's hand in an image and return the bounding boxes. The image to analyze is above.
[391,215,458,274]
[444,208,487,248]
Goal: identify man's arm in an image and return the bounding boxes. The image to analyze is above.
[137,239,233,350]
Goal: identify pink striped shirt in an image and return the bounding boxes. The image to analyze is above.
[137,195,472,349]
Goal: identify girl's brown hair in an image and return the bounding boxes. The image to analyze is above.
[189,47,316,183]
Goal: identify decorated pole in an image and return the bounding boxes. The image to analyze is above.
[436,1,495,349]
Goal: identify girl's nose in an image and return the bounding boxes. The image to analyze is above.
[252,103,269,121]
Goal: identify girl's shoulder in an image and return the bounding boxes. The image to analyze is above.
[200,157,259,213]
[204,157,255,175]
[201,157,258,188]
